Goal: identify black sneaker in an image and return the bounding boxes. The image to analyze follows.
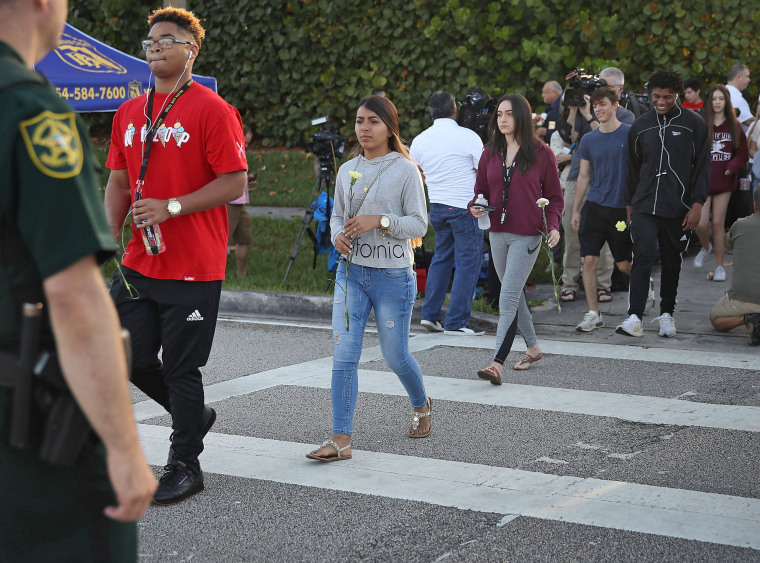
[747,314,760,346]
[167,406,217,464]
[153,460,204,506]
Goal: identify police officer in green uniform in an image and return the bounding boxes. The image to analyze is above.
[0,1,156,561]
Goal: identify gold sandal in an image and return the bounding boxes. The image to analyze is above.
[408,397,432,438]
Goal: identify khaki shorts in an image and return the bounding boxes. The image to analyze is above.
[227,204,253,246]
[709,294,760,321]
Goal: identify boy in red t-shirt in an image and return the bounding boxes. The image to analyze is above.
[104,7,247,506]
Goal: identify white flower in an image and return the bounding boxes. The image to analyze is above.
[536,198,550,209]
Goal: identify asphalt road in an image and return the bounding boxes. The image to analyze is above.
[132,305,760,562]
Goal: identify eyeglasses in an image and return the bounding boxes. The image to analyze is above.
[142,38,195,51]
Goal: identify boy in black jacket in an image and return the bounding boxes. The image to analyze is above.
[617,70,709,338]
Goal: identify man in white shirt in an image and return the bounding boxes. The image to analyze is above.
[726,63,753,131]
[411,91,484,335]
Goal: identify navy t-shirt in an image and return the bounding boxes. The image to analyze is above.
[576,123,631,209]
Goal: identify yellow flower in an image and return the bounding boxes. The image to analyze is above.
[615,221,627,232]
[349,171,362,181]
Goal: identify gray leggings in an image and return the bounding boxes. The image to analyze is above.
[489,232,541,364]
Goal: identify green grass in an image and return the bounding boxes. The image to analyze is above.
[224,216,336,293]
[247,151,346,208]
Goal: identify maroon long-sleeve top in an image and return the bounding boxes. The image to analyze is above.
[470,141,563,234]
[708,120,748,195]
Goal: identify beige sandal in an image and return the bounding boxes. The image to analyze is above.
[513,352,543,371]
[408,397,432,438]
[305,439,352,462]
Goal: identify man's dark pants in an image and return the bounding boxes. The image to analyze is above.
[628,212,688,318]
[110,267,220,464]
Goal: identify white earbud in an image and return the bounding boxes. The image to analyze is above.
[188,51,193,59]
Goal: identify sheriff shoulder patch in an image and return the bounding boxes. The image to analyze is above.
[19,110,84,179]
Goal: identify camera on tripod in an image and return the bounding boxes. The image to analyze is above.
[306,116,346,172]
[457,89,497,144]
[564,68,607,107]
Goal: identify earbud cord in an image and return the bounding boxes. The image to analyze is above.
[141,56,191,149]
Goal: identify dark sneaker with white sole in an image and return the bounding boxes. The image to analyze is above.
[153,460,204,506]
[420,319,444,332]
[167,406,217,465]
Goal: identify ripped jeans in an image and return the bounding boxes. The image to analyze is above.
[331,261,427,435]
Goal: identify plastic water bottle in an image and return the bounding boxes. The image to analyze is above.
[475,194,491,230]
[133,190,166,255]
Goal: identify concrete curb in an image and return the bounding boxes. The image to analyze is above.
[219,288,500,333]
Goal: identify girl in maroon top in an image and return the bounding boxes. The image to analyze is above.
[694,85,748,279]
[469,94,562,383]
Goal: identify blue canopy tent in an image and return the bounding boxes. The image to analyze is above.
[35,23,217,112]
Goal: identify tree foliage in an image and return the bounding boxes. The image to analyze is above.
[68,0,759,147]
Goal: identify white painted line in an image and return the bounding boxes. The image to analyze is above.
[215,318,759,369]
[134,358,760,433]
[138,424,760,550]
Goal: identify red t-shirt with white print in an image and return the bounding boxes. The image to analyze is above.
[107,82,248,281]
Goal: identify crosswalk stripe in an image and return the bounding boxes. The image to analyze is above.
[138,423,760,550]
[218,320,760,370]
[134,361,760,433]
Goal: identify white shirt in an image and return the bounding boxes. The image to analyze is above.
[409,118,483,209]
[726,83,753,132]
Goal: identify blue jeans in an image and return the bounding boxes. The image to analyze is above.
[421,203,484,330]
[331,261,428,435]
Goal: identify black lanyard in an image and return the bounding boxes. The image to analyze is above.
[133,80,191,255]
[500,157,516,225]
[136,79,192,191]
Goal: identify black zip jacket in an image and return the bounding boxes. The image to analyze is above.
[626,104,710,218]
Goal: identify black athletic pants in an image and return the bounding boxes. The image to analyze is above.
[110,267,221,464]
[628,212,688,318]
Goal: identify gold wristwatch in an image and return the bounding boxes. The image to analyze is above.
[167,198,182,218]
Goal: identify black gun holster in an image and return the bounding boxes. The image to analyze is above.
[0,328,132,467]
[0,348,91,466]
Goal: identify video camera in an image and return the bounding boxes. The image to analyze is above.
[457,89,497,144]
[564,68,607,107]
[306,116,345,172]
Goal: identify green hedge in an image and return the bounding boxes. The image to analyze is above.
[69,0,759,148]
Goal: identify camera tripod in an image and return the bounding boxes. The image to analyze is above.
[282,158,335,285]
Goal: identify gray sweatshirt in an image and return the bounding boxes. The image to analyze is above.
[330,151,428,268]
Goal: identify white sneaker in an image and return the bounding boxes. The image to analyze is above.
[616,314,644,337]
[576,311,604,332]
[693,244,712,268]
[444,326,485,336]
[644,277,655,315]
[420,319,444,332]
[713,266,726,282]
[652,312,676,337]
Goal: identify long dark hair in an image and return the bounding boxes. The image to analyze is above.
[703,85,742,150]
[355,96,410,160]
[487,93,536,175]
